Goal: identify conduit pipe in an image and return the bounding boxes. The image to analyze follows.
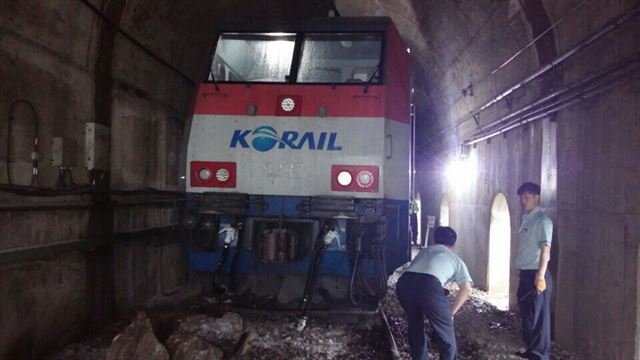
[473,50,640,135]
[459,4,640,125]
[465,68,640,145]
[77,0,195,86]
[490,0,587,75]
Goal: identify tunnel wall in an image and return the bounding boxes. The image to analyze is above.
[0,1,197,358]
[545,2,640,357]
[553,35,640,360]
[401,1,640,359]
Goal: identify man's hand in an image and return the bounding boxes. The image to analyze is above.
[450,282,472,316]
[534,276,546,294]
[535,245,550,294]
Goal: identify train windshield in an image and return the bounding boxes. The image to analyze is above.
[210,33,296,82]
[297,33,382,84]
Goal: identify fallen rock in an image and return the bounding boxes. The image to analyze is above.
[166,332,223,360]
[175,313,243,347]
[105,312,169,360]
[46,342,108,360]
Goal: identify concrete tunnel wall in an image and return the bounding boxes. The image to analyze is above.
[0,0,202,358]
[0,0,639,359]
[395,1,639,359]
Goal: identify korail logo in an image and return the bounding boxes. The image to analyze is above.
[230,126,342,152]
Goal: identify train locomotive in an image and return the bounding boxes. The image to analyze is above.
[182,16,413,313]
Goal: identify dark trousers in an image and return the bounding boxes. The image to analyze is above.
[396,272,456,360]
[409,213,418,245]
[517,270,553,360]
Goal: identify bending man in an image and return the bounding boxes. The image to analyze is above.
[396,226,473,360]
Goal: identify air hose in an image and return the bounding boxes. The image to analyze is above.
[348,231,364,306]
[348,224,388,306]
[296,221,338,331]
[228,222,244,292]
[212,224,240,293]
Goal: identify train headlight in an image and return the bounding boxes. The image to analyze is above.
[281,97,295,112]
[276,95,302,116]
[190,161,237,188]
[337,170,352,186]
[198,168,211,180]
[331,165,379,192]
[356,170,373,188]
[215,168,230,182]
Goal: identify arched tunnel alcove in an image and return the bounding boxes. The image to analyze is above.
[439,196,450,228]
[487,193,511,310]
[1,0,639,359]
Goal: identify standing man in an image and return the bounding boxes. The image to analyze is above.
[515,182,553,360]
[409,199,420,247]
[396,226,473,360]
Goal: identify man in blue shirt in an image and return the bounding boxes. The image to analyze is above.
[515,182,553,360]
[396,226,473,360]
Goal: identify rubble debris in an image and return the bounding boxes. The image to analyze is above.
[489,321,508,331]
[230,330,256,358]
[46,343,108,360]
[382,261,579,360]
[104,312,169,360]
[46,319,127,360]
[239,315,387,360]
[166,331,224,360]
[173,312,243,348]
[46,255,581,360]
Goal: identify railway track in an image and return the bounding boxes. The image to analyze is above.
[228,305,402,359]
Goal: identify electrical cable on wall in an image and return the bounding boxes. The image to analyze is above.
[6,100,41,187]
[463,52,640,145]
[417,3,640,155]
[489,0,587,75]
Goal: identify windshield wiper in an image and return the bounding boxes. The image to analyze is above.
[209,70,220,92]
[363,63,380,94]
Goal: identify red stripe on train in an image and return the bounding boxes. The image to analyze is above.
[192,83,409,123]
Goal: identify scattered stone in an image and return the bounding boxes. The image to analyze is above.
[238,315,386,360]
[104,312,169,360]
[166,332,223,360]
[489,321,509,331]
[46,343,108,360]
[230,330,255,358]
[175,312,243,347]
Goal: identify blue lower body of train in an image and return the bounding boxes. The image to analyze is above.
[183,193,409,308]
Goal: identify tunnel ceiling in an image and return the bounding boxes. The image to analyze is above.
[79,0,613,164]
